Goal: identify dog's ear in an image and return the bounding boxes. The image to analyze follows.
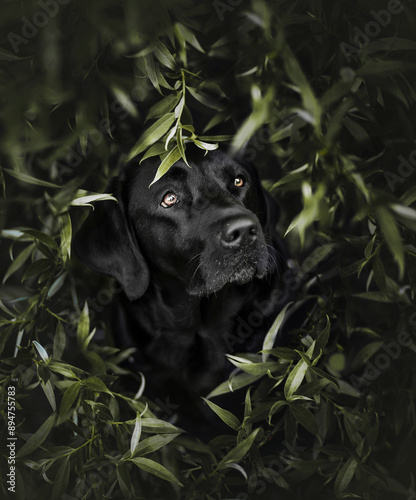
[73,178,149,301]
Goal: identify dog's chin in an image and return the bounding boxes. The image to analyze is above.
[187,263,268,297]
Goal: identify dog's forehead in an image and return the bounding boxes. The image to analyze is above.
[131,151,246,190]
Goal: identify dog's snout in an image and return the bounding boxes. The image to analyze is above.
[220,216,258,247]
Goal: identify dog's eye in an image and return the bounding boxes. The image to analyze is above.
[161,192,178,208]
[234,176,245,188]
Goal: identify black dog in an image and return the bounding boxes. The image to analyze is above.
[74,150,292,427]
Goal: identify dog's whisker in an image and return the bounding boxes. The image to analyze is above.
[187,252,203,266]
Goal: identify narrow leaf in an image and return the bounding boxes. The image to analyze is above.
[334,456,358,497]
[130,414,142,456]
[33,341,49,362]
[284,358,309,400]
[58,382,81,422]
[135,433,180,456]
[3,243,35,284]
[128,113,176,160]
[77,303,90,349]
[149,146,182,186]
[290,405,319,439]
[202,398,241,430]
[17,413,55,458]
[217,428,260,469]
[130,457,183,486]
[262,302,292,362]
[3,168,59,188]
[60,213,72,264]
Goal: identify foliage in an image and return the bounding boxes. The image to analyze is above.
[1,0,416,498]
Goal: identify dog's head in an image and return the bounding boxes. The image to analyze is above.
[74,150,280,300]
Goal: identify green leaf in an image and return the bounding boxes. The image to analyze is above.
[349,342,383,371]
[140,142,167,163]
[84,400,113,420]
[268,400,288,423]
[146,93,180,121]
[77,303,90,349]
[193,139,218,151]
[21,258,52,281]
[176,126,188,165]
[231,86,272,151]
[83,376,113,395]
[174,23,205,53]
[116,463,134,498]
[135,433,180,456]
[202,398,241,430]
[290,405,319,439]
[41,380,57,412]
[334,456,358,497]
[3,243,35,284]
[373,255,387,294]
[284,358,309,400]
[130,457,183,486]
[59,213,72,264]
[224,462,248,481]
[48,361,81,379]
[23,229,59,250]
[81,327,96,351]
[152,40,177,70]
[314,316,331,358]
[400,185,416,206]
[187,87,224,111]
[207,372,263,398]
[144,54,161,94]
[283,49,320,126]
[130,414,142,456]
[70,193,118,208]
[58,381,81,423]
[217,428,260,469]
[127,113,176,160]
[149,146,182,186]
[140,418,183,434]
[262,347,299,361]
[3,168,59,188]
[51,456,70,500]
[47,272,68,298]
[309,367,339,391]
[17,413,55,458]
[33,340,49,362]
[262,302,292,362]
[226,355,281,375]
[53,323,66,360]
[375,207,404,278]
[112,86,139,117]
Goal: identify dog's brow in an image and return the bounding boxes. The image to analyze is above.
[164,165,189,181]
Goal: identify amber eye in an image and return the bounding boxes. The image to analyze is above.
[234,176,245,187]
[161,192,178,208]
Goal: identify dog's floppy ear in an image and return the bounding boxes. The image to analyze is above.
[73,178,149,301]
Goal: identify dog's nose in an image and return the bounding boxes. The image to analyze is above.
[220,216,258,247]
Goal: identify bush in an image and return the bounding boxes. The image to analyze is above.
[1,0,416,498]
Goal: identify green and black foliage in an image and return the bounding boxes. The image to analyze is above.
[1,0,416,498]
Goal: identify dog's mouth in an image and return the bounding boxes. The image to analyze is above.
[187,243,271,296]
